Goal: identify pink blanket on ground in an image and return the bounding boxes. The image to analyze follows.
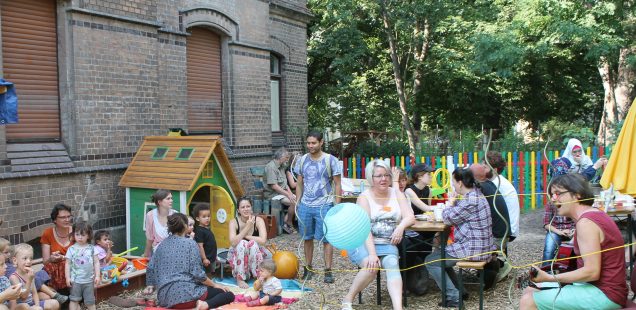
[146,302,290,310]
[233,294,298,305]
[144,295,298,310]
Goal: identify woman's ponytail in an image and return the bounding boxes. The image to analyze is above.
[452,167,478,189]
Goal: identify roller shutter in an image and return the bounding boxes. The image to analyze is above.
[187,27,222,133]
[1,0,60,141]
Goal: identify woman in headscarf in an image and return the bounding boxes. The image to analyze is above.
[562,138,607,181]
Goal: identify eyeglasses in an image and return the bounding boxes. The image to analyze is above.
[551,190,570,198]
[56,215,73,220]
[372,174,391,179]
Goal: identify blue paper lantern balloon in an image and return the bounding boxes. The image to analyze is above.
[323,203,370,250]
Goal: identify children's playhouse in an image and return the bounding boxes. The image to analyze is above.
[119,136,244,254]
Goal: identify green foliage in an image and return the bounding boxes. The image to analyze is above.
[496,129,526,152]
[306,0,632,136]
[540,119,596,149]
[353,140,410,158]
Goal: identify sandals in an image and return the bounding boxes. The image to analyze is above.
[283,223,296,234]
[341,302,353,310]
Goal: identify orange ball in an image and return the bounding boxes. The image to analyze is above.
[272,250,299,279]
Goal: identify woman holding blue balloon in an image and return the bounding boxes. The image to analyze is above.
[340,159,415,310]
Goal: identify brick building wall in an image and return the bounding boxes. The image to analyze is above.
[0,0,310,251]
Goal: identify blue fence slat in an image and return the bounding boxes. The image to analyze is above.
[512,152,519,192]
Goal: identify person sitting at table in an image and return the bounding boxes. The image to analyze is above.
[425,167,495,308]
[484,151,520,242]
[542,158,575,267]
[393,167,408,192]
[341,160,415,310]
[520,173,627,310]
[470,163,511,283]
[562,138,608,181]
[404,164,434,214]
[399,164,436,295]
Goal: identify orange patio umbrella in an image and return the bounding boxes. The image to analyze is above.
[600,98,636,195]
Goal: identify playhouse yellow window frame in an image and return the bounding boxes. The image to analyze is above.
[202,160,214,178]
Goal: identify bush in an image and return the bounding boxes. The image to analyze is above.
[354,140,410,158]
[540,119,596,149]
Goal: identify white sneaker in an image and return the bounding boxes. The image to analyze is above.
[341,302,353,310]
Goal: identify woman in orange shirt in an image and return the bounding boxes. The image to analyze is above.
[41,204,75,292]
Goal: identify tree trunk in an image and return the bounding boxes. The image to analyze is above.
[597,56,618,144]
[616,47,636,118]
[380,0,417,156]
[410,18,431,132]
[597,48,636,144]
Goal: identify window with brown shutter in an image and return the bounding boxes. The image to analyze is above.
[186,27,222,134]
[1,0,60,141]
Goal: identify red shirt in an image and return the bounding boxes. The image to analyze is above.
[573,211,627,307]
[40,227,74,256]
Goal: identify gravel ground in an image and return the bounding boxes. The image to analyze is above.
[97,209,548,309]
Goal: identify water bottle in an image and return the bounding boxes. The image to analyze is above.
[359,181,365,193]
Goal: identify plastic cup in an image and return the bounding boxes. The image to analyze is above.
[434,205,444,222]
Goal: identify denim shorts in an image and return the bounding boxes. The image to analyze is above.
[297,203,332,241]
[348,243,398,266]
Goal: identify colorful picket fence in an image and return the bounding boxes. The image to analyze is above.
[342,146,610,212]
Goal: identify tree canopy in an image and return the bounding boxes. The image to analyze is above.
[307,0,634,150]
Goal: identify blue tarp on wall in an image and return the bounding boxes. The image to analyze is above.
[0,79,18,125]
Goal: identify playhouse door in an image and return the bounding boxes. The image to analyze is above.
[189,184,234,248]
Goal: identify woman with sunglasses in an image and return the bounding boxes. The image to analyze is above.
[41,203,75,292]
[520,173,626,310]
